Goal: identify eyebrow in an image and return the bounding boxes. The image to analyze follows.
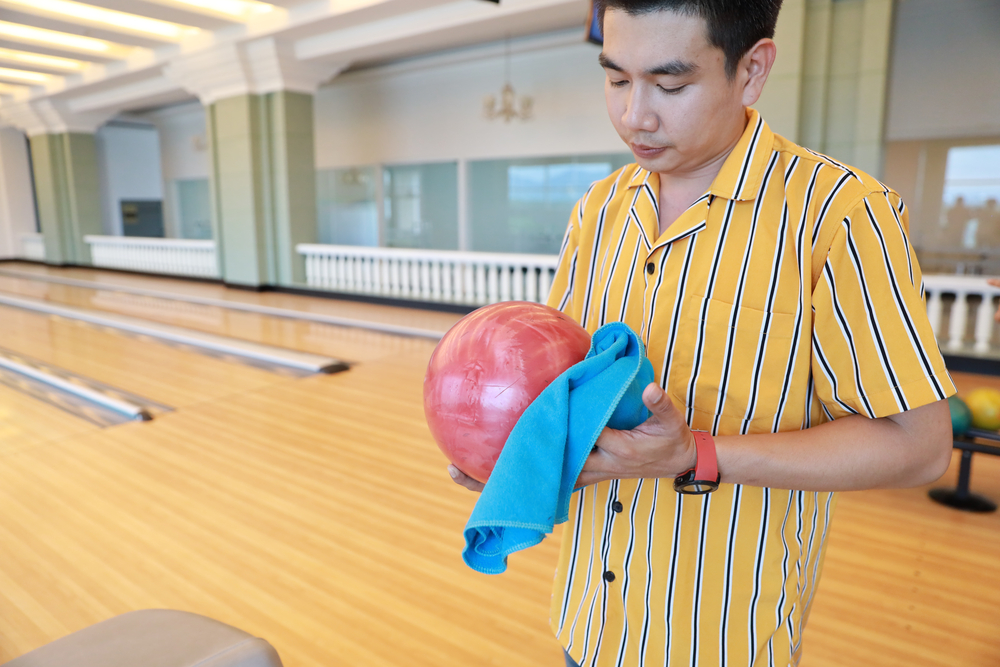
[598,53,698,77]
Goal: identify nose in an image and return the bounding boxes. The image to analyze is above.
[622,85,658,133]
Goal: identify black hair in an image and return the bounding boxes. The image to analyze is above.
[597,0,783,78]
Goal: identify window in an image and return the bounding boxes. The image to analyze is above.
[316,166,378,246]
[938,144,1000,250]
[175,178,211,239]
[469,154,632,254]
[383,162,458,250]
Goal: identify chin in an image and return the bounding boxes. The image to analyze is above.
[631,153,675,175]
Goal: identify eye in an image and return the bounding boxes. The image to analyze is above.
[659,85,686,95]
[608,78,628,88]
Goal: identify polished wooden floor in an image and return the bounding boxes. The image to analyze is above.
[0,263,997,666]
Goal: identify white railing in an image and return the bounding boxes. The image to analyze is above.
[20,233,44,261]
[924,275,1000,355]
[297,244,559,306]
[63,239,1000,356]
[84,235,219,279]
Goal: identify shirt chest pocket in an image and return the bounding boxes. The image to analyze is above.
[667,295,801,429]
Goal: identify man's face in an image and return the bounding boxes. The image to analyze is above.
[601,9,749,176]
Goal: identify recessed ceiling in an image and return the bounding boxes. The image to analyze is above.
[0,0,592,120]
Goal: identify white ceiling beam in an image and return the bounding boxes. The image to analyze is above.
[67,74,183,113]
[163,37,345,105]
[72,0,247,31]
[27,48,165,100]
[0,97,116,134]
[217,0,453,45]
[294,0,585,63]
[256,0,314,6]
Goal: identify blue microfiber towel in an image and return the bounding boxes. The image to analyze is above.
[462,321,655,574]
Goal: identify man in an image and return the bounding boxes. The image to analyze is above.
[450,1,954,665]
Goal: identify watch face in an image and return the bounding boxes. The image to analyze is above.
[675,479,720,494]
[673,470,720,495]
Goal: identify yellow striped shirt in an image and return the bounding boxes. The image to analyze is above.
[546,109,954,667]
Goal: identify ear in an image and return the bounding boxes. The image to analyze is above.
[739,38,777,107]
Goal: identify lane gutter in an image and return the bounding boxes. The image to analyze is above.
[0,293,347,375]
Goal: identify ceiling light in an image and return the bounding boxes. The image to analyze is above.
[0,0,198,40]
[0,48,85,71]
[0,21,115,53]
[0,82,29,95]
[161,0,274,19]
[0,67,50,83]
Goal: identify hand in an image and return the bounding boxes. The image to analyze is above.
[448,464,485,493]
[990,279,1000,322]
[576,383,699,488]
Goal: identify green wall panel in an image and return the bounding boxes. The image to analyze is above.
[208,91,317,287]
[29,132,103,265]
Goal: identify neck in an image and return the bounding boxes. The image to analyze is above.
[656,113,747,234]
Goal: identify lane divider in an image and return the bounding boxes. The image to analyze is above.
[0,353,151,421]
[0,269,447,340]
[0,293,348,374]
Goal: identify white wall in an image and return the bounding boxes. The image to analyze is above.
[95,123,164,235]
[0,127,37,258]
[313,20,807,170]
[315,32,622,169]
[147,103,210,182]
[886,0,1000,141]
[139,103,210,237]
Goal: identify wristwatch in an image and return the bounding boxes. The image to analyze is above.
[673,431,721,494]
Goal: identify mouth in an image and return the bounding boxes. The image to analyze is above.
[630,143,668,159]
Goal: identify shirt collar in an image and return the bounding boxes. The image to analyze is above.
[626,108,775,202]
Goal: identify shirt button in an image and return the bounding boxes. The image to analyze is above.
[646,262,655,274]
[612,501,623,513]
[603,570,616,583]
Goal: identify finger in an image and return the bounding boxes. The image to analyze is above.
[575,471,606,489]
[576,451,613,487]
[581,440,614,471]
[447,464,485,493]
[642,383,681,420]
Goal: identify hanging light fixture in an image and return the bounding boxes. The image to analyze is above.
[483,34,532,122]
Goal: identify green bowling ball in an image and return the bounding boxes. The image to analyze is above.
[948,395,972,436]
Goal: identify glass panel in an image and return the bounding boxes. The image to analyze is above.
[175,178,212,239]
[469,154,633,254]
[316,166,379,246]
[383,162,458,250]
[939,144,1000,250]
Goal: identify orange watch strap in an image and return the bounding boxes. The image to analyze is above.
[692,431,718,482]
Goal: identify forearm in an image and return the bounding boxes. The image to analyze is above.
[714,400,953,492]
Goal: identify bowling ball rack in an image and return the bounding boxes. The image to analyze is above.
[929,427,1000,513]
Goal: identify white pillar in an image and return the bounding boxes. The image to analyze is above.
[0,127,39,259]
[457,158,469,251]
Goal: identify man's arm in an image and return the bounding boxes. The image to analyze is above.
[579,383,953,491]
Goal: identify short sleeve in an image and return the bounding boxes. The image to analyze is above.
[546,198,583,321]
[811,191,955,420]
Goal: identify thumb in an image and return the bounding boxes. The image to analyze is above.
[642,382,675,416]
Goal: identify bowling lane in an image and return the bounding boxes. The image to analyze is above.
[0,261,463,335]
[0,270,449,364]
[0,383,101,454]
[0,305,294,409]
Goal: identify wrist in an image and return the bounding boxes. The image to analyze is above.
[681,429,699,474]
[673,430,721,494]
